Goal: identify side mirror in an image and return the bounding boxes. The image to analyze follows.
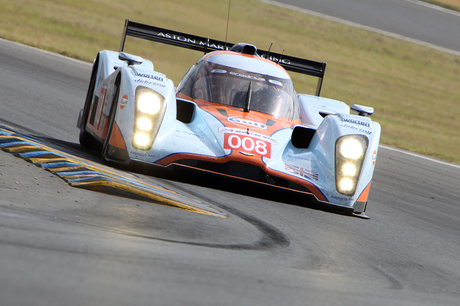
[351,104,374,116]
[118,52,144,66]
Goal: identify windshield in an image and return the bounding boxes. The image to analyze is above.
[191,61,296,118]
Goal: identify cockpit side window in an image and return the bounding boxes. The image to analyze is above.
[176,61,201,97]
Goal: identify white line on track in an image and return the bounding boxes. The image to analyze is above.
[380,145,460,169]
[0,38,92,66]
[258,0,460,57]
[405,0,460,17]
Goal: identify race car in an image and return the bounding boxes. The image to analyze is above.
[77,19,381,217]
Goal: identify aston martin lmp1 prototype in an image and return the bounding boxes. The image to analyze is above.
[77,19,381,217]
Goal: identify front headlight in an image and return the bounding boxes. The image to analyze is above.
[137,117,153,131]
[134,132,150,147]
[137,92,162,115]
[339,138,364,160]
[335,135,368,196]
[133,87,166,150]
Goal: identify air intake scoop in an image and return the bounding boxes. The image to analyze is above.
[229,43,258,55]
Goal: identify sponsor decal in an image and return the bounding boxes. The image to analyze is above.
[134,79,166,87]
[341,124,373,135]
[120,95,128,110]
[260,54,291,65]
[131,70,164,82]
[330,194,349,202]
[130,151,159,159]
[229,71,265,82]
[101,87,112,116]
[285,164,318,181]
[219,127,276,144]
[339,115,371,128]
[157,32,230,51]
[223,133,271,158]
[156,32,292,65]
[95,87,107,129]
[227,117,267,130]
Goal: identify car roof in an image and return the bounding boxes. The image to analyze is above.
[203,51,292,80]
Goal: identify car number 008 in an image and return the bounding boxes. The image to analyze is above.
[224,134,271,158]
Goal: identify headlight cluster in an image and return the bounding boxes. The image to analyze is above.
[335,135,368,196]
[133,86,166,150]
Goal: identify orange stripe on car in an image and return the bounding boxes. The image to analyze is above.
[108,122,127,149]
[357,182,371,202]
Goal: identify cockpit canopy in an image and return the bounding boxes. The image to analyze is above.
[177,53,299,119]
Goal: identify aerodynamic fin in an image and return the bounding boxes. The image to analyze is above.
[119,19,327,96]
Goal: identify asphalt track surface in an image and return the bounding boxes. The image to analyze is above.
[272,0,460,54]
[1,9,460,306]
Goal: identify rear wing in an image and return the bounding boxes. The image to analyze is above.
[119,19,327,96]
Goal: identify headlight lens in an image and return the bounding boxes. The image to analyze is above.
[340,138,364,160]
[134,133,150,147]
[342,163,357,176]
[137,117,153,130]
[335,135,368,196]
[137,92,161,115]
[133,86,166,150]
[339,178,354,192]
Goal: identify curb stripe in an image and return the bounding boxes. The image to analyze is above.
[0,125,227,218]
